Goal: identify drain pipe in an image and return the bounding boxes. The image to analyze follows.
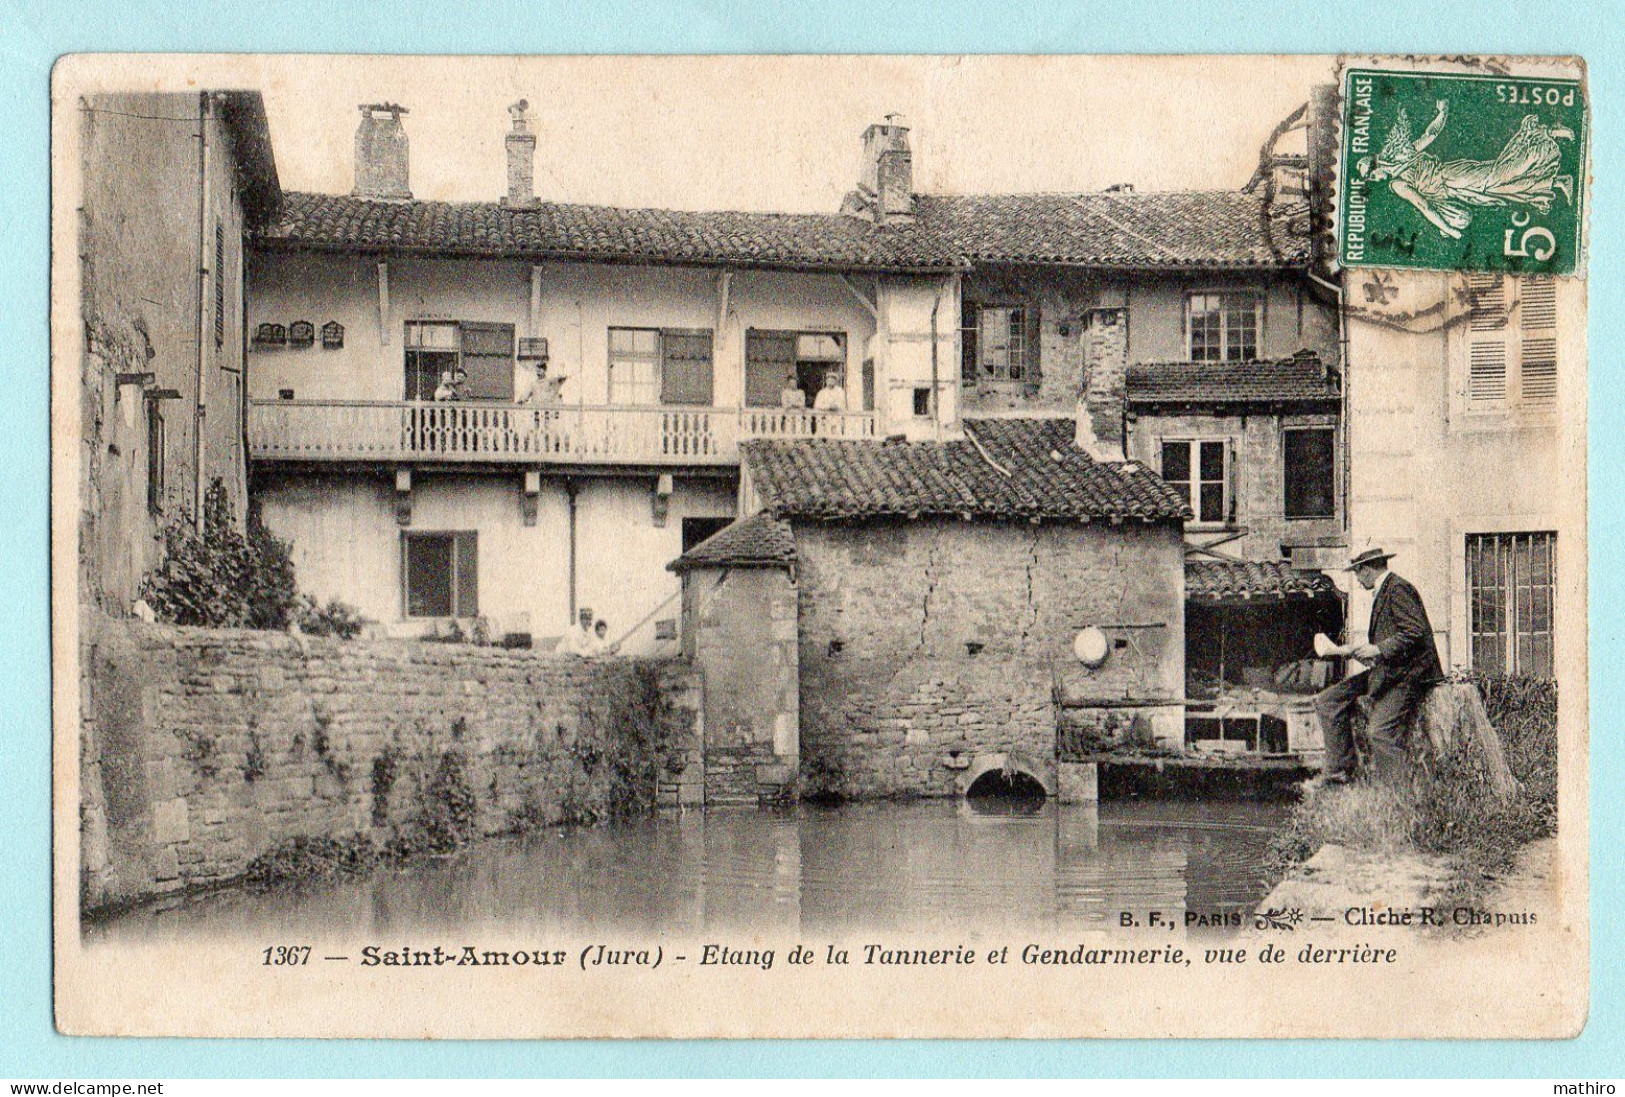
[192,92,214,530]
[566,478,579,623]
[929,279,943,441]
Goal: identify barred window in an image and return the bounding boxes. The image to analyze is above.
[1467,531,1555,678]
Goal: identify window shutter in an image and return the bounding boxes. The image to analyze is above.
[1225,437,1238,525]
[660,330,714,406]
[1466,274,1509,405]
[1519,277,1558,405]
[213,223,226,348]
[454,532,479,618]
[960,299,978,384]
[459,323,516,401]
[745,331,795,407]
[1024,303,1042,386]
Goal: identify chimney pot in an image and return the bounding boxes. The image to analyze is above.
[503,99,538,208]
[353,103,411,200]
[854,115,914,224]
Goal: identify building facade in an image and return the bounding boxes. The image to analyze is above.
[1343,269,1578,684]
[75,91,279,614]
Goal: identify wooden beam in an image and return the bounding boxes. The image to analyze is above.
[377,260,390,345]
[838,273,879,321]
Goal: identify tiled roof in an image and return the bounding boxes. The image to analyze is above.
[256,192,962,272]
[669,511,796,572]
[255,188,1312,272]
[1186,559,1338,602]
[742,417,1191,522]
[1127,355,1340,406]
[909,191,1309,269]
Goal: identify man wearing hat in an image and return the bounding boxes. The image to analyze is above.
[1313,548,1444,784]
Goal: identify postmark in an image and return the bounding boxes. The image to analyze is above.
[1338,66,1587,274]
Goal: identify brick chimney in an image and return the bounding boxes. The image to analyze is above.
[843,115,914,224]
[1075,306,1128,462]
[353,103,411,200]
[502,99,537,207]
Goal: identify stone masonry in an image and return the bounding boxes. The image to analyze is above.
[794,518,1184,799]
[79,615,699,913]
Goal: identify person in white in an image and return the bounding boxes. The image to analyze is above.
[812,368,847,413]
[556,609,598,656]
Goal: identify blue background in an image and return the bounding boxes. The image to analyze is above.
[2,0,1618,1077]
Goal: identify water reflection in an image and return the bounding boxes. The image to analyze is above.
[87,800,1286,944]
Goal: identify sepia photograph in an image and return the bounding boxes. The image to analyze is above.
[50,52,1588,1039]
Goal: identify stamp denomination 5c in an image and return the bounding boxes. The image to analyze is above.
[1339,66,1587,274]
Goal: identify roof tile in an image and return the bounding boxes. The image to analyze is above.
[669,512,796,572]
[910,191,1309,269]
[742,418,1191,522]
[1186,559,1338,602]
[1128,355,1340,406]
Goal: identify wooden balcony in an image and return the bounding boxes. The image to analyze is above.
[248,400,880,467]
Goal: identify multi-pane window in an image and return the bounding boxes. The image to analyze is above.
[1187,292,1261,362]
[1468,531,1555,678]
[1283,427,1336,520]
[404,321,461,401]
[968,306,1029,381]
[1465,274,1558,410]
[402,531,478,619]
[961,303,1036,383]
[1161,439,1231,524]
[610,327,715,406]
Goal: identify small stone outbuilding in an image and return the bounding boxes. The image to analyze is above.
[674,416,1191,802]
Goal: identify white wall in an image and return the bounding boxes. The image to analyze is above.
[1344,270,1579,676]
[876,274,961,438]
[246,253,879,412]
[256,469,736,655]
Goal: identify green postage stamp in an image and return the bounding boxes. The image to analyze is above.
[1338,66,1587,274]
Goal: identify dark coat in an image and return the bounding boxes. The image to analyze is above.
[1367,572,1445,696]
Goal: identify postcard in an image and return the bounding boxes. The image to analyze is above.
[52,52,1588,1038]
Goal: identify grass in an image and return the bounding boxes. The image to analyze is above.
[1269,673,1557,909]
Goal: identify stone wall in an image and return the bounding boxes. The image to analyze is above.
[1127,408,1343,563]
[79,616,700,913]
[794,518,1184,799]
[682,566,799,803]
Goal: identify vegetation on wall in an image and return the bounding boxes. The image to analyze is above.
[139,479,363,635]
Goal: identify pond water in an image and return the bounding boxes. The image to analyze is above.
[87,798,1288,943]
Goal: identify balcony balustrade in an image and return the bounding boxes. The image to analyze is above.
[248,399,880,466]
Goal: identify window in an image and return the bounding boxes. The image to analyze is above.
[213,222,226,348]
[402,531,478,619]
[912,387,933,418]
[610,327,715,406]
[744,330,843,407]
[1468,531,1555,678]
[1187,292,1261,362]
[1161,439,1231,524]
[1465,274,1558,410]
[404,321,460,401]
[403,321,517,402]
[1283,427,1336,520]
[682,516,732,554]
[961,303,1037,383]
[146,405,165,514]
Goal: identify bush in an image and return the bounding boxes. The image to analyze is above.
[296,595,367,639]
[242,834,377,889]
[140,481,297,629]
